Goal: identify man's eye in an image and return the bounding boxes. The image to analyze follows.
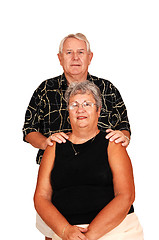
[67,51,72,54]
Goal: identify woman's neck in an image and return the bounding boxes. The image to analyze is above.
[69,128,100,144]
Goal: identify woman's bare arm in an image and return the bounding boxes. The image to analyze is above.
[85,141,135,240]
[34,142,87,240]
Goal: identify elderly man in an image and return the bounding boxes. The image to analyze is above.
[23,33,131,166]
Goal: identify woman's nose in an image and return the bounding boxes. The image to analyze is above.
[77,104,85,112]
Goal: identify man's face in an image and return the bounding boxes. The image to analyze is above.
[58,38,93,79]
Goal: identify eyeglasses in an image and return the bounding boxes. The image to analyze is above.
[69,101,97,110]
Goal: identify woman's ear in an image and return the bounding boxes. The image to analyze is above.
[97,107,101,117]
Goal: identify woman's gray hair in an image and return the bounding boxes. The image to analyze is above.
[59,33,91,53]
[65,80,102,111]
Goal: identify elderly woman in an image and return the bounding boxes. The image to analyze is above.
[34,81,143,240]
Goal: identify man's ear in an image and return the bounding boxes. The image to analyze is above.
[88,52,93,65]
[57,53,62,66]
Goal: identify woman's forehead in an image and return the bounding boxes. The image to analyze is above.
[69,92,95,102]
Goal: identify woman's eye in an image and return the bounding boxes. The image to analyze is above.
[84,102,90,107]
[72,103,78,108]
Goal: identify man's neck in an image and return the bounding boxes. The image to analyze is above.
[65,72,88,84]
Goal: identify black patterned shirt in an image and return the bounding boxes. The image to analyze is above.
[22,73,131,164]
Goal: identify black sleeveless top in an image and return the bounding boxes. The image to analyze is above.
[51,131,134,225]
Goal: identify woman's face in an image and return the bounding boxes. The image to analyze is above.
[68,92,101,131]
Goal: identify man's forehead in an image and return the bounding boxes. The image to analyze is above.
[63,38,87,49]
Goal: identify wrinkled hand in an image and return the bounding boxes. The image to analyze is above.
[106,129,130,147]
[63,225,88,240]
[46,132,70,147]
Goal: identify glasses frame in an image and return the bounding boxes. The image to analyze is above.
[68,101,97,110]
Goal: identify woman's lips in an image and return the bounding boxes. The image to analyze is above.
[77,116,87,120]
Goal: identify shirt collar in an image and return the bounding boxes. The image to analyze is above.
[59,72,92,89]
[59,73,68,90]
[87,72,93,81]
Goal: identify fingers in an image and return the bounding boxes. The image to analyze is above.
[106,129,117,141]
[63,225,88,240]
[77,227,88,233]
[50,132,70,144]
[108,132,123,142]
[106,129,129,147]
[46,138,54,147]
[78,231,88,240]
[121,139,129,147]
[45,132,71,148]
[115,135,129,147]
[106,129,113,133]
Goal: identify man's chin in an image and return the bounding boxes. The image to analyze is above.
[70,71,82,75]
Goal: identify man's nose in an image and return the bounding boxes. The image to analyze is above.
[73,52,79,59]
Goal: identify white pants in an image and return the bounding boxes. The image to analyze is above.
[36,213,144,240]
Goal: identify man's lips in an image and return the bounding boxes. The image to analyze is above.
[70,64,81,66]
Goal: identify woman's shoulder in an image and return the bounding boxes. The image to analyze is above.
[97,131,109,142]
[108,141,127,154]
[93,131,109,150]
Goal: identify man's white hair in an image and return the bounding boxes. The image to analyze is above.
[59,33,91,54]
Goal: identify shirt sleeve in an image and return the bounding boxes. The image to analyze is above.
[22,82,45,142]
[111,84,131,134]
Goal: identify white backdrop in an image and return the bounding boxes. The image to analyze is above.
[0,1,158,239]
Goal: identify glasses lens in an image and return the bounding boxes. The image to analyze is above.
[83,101,92,107]
[69,101,95,110]
[69,102,79,110]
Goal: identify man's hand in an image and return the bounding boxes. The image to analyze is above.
[25,131,70,150]
[106,129,130,147]
[46,132,70,147]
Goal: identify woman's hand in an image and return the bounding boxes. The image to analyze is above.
[84,230,95,240]
[63,225,88,240]
[106,129,130,147]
